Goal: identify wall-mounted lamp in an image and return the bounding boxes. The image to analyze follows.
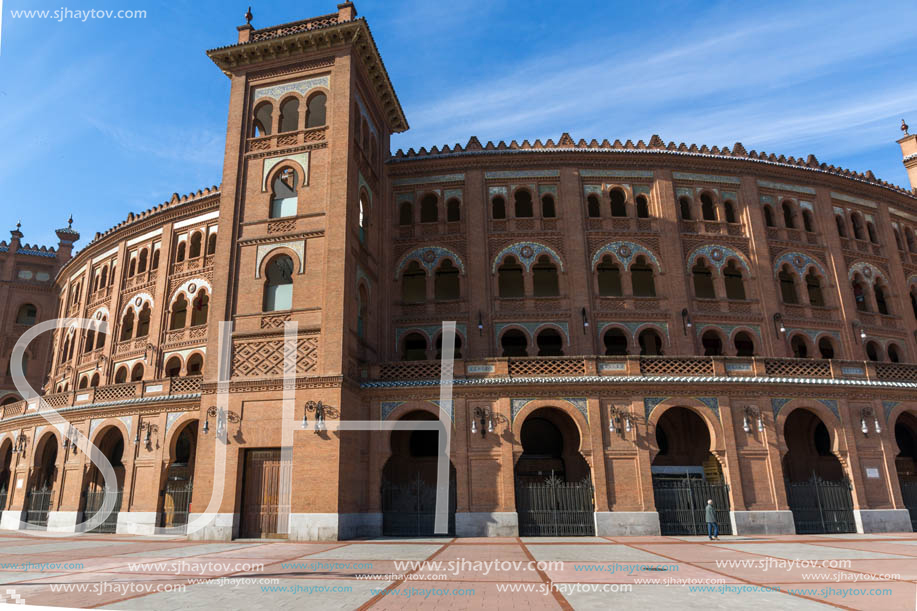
[852,320,867,343]
[681,308,692,336]
[62,425,78,455]
[470,406,506,437]
[135,421,159,448]
[773,313,786,338]
[581,307,589,335]
[860,407,881,436]
[742,406,764,434]
[477,311,484,336]
[13,433,28,456]
[303,400,338,433]
[203,405,239,440]
[608,405,634,435]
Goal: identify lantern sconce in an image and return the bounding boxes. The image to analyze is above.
[860,407,881,436]
[681,308,692,336]
[581,307,589,335]
[773,313,786,338]
[742,406,764,434]
[477,311,484,336]
[135,421,159,449]
[852,320,867,344]
[62,425,78,455]
[303,401,339,434]
[13,433,28,456]
[608,405,634,436]
[203,405,240,440]
[470,406,506,438]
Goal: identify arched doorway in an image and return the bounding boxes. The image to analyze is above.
[782,408,855,534]
[26,434,59,529]
[80,426,126,533]
[894,412,917,531]
[381,410,456,536]
[0,439,12,518]
[514,407,595,536]
[651,407,732,535]
[160,421,198,532]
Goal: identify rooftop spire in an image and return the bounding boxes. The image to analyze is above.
[245,6,253,25]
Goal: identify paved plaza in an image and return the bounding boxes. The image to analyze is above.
[0,532,915,609]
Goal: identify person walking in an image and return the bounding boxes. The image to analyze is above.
[705,499,719,540]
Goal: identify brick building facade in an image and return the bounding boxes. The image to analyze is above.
[3,3,917,538]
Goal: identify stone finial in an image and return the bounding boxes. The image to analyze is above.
[245,6,253,25]
[902,119,909,136]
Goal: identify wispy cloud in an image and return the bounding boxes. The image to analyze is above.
[85,117,224,166]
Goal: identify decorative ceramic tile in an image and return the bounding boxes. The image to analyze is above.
[492,242,564,272]
[395,246,465,278]
[591,241,660,270]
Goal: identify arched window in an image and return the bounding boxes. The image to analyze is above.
[263,255,294,311]
[131,363,144,382]
[866,221,878,244]
[894,227,904,250]
[278,97,299,133]
[100,266,108,287]
[402,333,427,361]
[399,201,413,226]
[128,258,136,277]
[851,213,865,240]
[603,329,628,355]
[865,340,881,361]
[306,92,326,128]
[15,304,37,325]
[169,296,187,330]
[701,330,723,356]
[176,242,186,263]
[96,318,106,349]
[596,256,622,296]
[874,282,890,315]
[420,194,438,223]
[357,284,368,339]
[136,304,151,337]
[638,329,663,356]
[536,329,564,356]
[434,260,460,300]
[401,261,426,303]
[790,334,809,358]
[84,328,95,353]
[724,200,737,223]
[120,311,135,341]
[587,194,601,218]
[434,334,463,359]
[631,256,656,297]
[79,376,88,390]
[692,260,715,299]
[253,101,272,137]
[270,169,298,218]
[636,195,649,218]
[206,234,216,256]
[446,198,461,222]
[802,210,814,233]
[492,196,506,219]
[152,249,160,270]
[90,373,100,388]
[191,290,209,326]
[186,353,204,375]
[498,256,524,298]
[764,205,776,227]
[908,229,917,253]
[911,287,917,320]
[114,366,128,384]
[723,260,746,300]
[541,194,556,218]
[532,255,559,297]
[165,356,182,377]
[835,214,848,238]
[805,270,825,307]
[358,192,369,242]
[852,277,868,312]
[679,196,692,220]
[700,193,717,221]
[888,343,902,363]
[137,249,148,273]
[189,233,202,259]
[500,329,528,357]
[610,189,627,217]
[514,190,533,217]
[818,337,835,359]
[779,265,799,304]
[734,332,755,356]
[782,201,796,228]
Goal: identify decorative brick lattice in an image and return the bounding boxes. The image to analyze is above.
[170,375,202,394]
[232,336,318,377]
[189,325,208,339]
[764,359,831,377]
[379,361,441,380]
[267,219,296,234]
[95,383,140,401]
[639,358,714,376]
[260,313,292,329]
[43,393,71,408]
[508,358,585,377]
[876,363,917,381]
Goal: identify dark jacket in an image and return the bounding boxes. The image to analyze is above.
[705,504,716,523]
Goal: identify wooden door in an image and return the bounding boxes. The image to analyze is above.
[241,449,281,538]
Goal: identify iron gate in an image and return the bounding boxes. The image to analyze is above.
[516,475,595,536]
[382,472,455,536]
[0,486,7,515]
[900,480,917,532]
[785,475,856,534]
[653,478,732,536]
[161,480,193,533]
[25,486,52,529]
[82,488,123,534]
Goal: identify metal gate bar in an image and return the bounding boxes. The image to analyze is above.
[382,472,455,537]
[785,476,856,534]
[653,478,732,536]
[82,489,123,533]
[161,481,193,533]
[25,486,52,529]
[900,481,917,532]
[516,476,595,537]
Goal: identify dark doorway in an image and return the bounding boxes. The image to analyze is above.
[240,448,283,538]
[895,413,917,531]
[161,421,198,533]
[81,427,125,533]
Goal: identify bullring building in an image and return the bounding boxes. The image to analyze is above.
[3,3,917,539]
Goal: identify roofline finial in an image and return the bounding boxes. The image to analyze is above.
[245,6,253,25]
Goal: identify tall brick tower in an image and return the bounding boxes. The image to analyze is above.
[899,119,917,192]
[190,3,407,539]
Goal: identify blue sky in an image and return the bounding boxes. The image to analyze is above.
[1,0,916,248]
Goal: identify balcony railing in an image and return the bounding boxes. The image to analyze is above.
[0,376,202,422]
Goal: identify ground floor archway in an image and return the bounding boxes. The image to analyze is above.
[514,407,595,536]
[160,420,198,532]
[0,439,11,519]
[894,412,917,531]
[80,426,126,533]
[26,434,59,529]
[782,408,855,534]
[651,406,732,535]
